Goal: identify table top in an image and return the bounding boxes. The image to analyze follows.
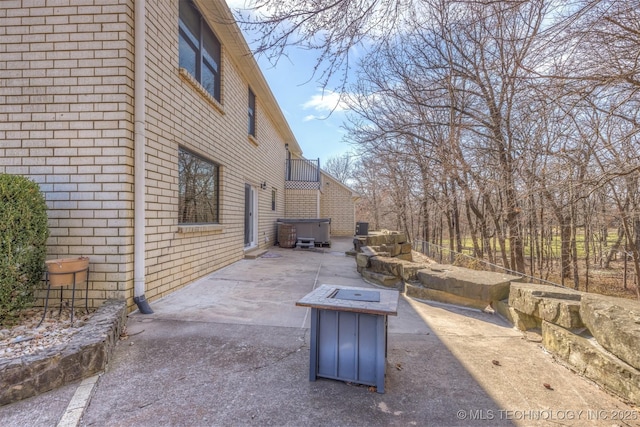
[296,284,399,316]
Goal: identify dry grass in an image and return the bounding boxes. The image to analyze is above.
[421,251,639,300]
[532,258,638,300]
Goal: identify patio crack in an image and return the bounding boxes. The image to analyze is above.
[236,330,309,374]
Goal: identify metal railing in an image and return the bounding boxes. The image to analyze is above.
[413,240,565,288]
[286,158,320,182]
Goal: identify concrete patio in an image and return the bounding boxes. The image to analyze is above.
[1,237,637,426]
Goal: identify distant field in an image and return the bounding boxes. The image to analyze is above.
[418,233,638,300]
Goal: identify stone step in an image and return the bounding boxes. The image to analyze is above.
[415,264,519,308]
[405,282,491,311]
[362,270,402,290]
[244,248,268,259]
[509,283,584,330]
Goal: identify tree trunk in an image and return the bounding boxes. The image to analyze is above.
[465,199,482,258]
[452,187,462,253]
[570,205,580,290]
[485,194,510,270]
[585,218,591,293]
[560,219,573,280]
[604,229,625,269]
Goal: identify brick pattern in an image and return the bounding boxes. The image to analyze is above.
[0,0,136,305]
[1,0,289,309]
[285,189,319,218]
[320,173,357,236]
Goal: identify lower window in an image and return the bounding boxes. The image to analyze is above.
[178,147,220,224]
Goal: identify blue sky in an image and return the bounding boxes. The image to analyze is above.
[225,1,353,163]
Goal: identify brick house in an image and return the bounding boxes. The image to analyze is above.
[0,0,357,311]
[320,171,359,236]
[284,157,359,237]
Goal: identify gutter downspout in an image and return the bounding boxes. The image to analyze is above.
[133,0,153,314]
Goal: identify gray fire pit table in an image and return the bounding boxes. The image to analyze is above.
[296,284,399,393]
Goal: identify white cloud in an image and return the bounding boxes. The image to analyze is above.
[303,115,319,122]
[225,0,251,9]
[302,90,348,114]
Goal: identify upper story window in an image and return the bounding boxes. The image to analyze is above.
[178,147,220,224]
[248,87,256,137]
[179,0,221,101]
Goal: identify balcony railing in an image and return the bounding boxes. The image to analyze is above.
[286,158,320,189]
[286,158,320,181]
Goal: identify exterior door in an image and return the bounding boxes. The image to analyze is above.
[244,184,256,248]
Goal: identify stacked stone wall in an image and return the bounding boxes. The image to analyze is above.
[0,300,127,406]
[353,230,640,406]
[354,231,420,290]
[509,283,640,406]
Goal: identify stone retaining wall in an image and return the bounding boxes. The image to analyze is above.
[412,265,521,310]
[353,235,640,406]
[0,299,127,406]
[355,233,521,309]
[354,231,420,290]
[510,283,640,405]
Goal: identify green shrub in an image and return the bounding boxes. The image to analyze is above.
[0,174,49,326]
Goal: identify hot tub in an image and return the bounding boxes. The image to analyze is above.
[276,218,331,247]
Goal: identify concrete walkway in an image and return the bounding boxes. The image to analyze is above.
[1,237,638,426]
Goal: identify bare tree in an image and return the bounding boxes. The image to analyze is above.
[237,0,640,295]
[235,0,411,87]
[323,153,355,184]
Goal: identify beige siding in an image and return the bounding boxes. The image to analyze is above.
[1,0,289,310]
[320,173,357,236]
[284,189,319,218]
[127,0,290,304]
[0,0,136,305]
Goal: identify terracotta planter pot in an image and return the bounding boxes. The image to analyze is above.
[45,257,89,287]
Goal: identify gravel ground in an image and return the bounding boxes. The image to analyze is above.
[0,307,96,360]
